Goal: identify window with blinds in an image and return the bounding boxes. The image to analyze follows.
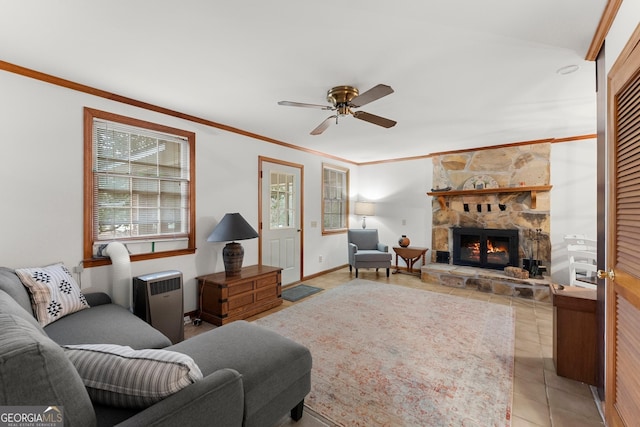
[84,108,196,265]
[322,163,349,234]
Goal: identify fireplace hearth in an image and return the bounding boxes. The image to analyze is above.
[452,228,519,270]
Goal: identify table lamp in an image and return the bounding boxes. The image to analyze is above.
[207,213,259,275]
[354,201,375,229]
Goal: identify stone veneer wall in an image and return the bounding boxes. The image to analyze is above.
[431,143,551,270]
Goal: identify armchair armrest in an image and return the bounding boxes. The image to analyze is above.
[377,243,389,252]
[115,368,244,427]
[349,243,358,254]
[83,292,112,307]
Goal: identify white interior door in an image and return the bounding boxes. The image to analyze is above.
[260,158,302,285]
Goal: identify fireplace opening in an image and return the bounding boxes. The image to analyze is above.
[452,228,519,269]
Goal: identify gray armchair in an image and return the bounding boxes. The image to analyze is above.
[348,229,392,278]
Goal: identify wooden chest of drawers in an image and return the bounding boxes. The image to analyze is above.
[196,265,282,326]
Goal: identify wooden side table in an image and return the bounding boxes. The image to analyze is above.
[551,284,598,385]
[392,246,429,275]
[196,265,282,326]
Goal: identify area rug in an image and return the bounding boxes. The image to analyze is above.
[282,284,323,302]
[255,279,514,426]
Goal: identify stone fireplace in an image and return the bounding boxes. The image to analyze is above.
[429,143,552,271]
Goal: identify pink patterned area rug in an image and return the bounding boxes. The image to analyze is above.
[256,280,514,426]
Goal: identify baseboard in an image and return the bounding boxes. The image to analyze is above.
[301,264,349,282]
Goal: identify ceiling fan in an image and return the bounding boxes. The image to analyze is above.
[278,84,397,135]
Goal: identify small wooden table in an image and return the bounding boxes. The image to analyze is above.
[196,265,282,326]
[392,246,429,275]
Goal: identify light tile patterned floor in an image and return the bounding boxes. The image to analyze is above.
[186,267,604,427]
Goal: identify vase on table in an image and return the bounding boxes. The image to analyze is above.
[398,235,410,247]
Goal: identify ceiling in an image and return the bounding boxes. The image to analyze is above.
[0,1,606,163]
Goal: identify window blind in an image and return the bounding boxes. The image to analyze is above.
[93,119,190,241]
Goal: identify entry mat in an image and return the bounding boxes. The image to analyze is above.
[281,284,323,302]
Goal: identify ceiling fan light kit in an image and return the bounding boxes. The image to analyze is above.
[278,84,397,135]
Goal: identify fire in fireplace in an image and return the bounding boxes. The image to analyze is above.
[452,228,519,269]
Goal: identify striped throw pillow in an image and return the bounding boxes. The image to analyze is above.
[16,263,89,326]
[63,344,203,408]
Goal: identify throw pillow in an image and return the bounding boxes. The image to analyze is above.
[15,263,89,327]
[62,344,203,408]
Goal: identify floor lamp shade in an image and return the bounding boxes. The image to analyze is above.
[354,202,375,229]
[207,213,259,275]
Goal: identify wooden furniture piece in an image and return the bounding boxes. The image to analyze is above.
[427,185,552,210]
[392,246,428,275]
[196,265,282,326]
[551,283,598,385]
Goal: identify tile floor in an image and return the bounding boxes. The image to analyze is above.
[186,267,604,427]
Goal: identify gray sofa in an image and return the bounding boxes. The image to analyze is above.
[0,267,312,427]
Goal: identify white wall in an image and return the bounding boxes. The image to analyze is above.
[605,0,640,73]
[356,159,433,267]
[0,70,353,312]
[0,65,599,312]
[549,138,598,283]
[357,143,598,281]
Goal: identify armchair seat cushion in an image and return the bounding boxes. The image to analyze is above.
[353,250,392,262]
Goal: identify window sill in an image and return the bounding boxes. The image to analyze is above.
[83,247,196,268]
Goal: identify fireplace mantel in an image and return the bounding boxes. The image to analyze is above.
[427,185,552,210]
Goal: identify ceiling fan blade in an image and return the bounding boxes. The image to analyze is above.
[278,100,333,110]
[310,115,337,135]
[349,84,394,108]
[353,111,397,128]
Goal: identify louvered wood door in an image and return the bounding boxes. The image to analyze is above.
[606,25,640,427]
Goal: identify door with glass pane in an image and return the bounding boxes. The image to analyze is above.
[259,158,302,285]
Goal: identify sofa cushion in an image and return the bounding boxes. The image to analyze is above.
[44,303,172,349]
[15,263,89,327]
[0,289,46,335]
[168,320,312,426]
[0,266,33,314]
[353,249,392,262]
[63,344,203,409]
[0,314,96,427]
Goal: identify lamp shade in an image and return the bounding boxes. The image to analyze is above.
[207,213,259,276]
[207,213,259,242]
[354,202,375,216]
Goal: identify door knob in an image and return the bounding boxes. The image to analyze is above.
[597,269,615,281]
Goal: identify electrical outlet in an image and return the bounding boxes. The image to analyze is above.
[318,255,323,263]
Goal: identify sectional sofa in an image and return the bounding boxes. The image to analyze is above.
[0,266,312,427]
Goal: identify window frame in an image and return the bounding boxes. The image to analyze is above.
[83,107,196,267]
[321,163,349,235]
